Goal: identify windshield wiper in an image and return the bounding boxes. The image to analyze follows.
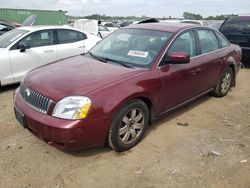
[88,52,134,68]
[88,52,107,63]
[102,57,134,68]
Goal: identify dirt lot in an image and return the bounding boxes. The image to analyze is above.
[0,68,250,188]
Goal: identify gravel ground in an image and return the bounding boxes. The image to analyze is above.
[0,68,250,188]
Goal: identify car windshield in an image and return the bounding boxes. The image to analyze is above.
[220,17,250,31]
[0,29,28,48]
[89,28,173,68]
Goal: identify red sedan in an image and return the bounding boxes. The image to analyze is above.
[14,23,242,152]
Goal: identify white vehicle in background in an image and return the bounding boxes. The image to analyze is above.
[100,22,120,32]
[0,26,100,86]
[179,20,203,25]
[98,24,111,38]
[73,19,113,38]
[160,19,203,25]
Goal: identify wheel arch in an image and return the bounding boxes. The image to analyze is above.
[109,94,155,127]
[228,64,236,87]
[137,96,155,125]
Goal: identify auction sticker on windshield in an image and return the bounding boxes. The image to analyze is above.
[128,50,149,58]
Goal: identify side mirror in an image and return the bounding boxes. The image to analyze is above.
[18,43,30,53]
[168,52,190,64]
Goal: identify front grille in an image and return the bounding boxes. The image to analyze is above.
[20,84,53,114]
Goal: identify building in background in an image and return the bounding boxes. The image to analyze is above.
[0,8,68,25]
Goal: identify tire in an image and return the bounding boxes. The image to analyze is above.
[108,99,149,152]
[211,67,233,97]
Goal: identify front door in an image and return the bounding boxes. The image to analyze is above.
[9,30,56,82]
[157,30,204,113]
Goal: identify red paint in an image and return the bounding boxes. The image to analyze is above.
[14,23,242,150]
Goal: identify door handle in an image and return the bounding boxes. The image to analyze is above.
[44,50,53,53]
[190,68,201,75]
[78,46,86,48]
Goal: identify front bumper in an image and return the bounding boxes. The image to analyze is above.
[14,89,110,150]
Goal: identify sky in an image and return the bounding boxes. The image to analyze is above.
[1,0,250,18]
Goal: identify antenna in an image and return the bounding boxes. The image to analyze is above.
[82,5,85,54]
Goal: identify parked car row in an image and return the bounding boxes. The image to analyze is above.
[12,23,242,152]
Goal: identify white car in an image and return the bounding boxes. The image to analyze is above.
[0,26,100,86]
[73,19,113,38]
[98,24,112,38]
[101,22,120,32]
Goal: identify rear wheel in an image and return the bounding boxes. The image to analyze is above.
[211,67,233,97]
[108,99,149,152]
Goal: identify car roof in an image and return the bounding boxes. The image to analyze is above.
[0,20,13,26]
[125,22,197,33]
[16,25,84,32]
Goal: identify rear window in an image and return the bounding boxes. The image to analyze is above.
[220,17,250,31]
[58,30,79,44]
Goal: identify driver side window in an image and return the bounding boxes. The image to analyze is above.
[168,31,196,57]
[18,30,53,48]
[160,30,196,66]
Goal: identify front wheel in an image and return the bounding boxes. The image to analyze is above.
[108,99,149,152]
[211,67,233,97]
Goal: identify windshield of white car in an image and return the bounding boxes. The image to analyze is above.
[89,29,173,68]
[0,29,29,48]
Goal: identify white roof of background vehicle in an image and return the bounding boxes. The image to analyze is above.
[159,19,203,25]
[179,20,203,25]
[16,25,89,33]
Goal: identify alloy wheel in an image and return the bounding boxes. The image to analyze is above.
[119,108,145,144]
[221,72,232,94]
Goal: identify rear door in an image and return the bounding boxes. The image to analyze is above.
[9,29,56,81]
[195,29,226,89]
[55,29,87,60]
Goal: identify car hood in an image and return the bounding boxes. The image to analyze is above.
[22,14,37,26]
[73,19,99,36]
[0,48,4,52]
[24,55,144,101]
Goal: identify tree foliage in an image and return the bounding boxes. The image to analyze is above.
[69,13,237,21]
[83,14,149,21]
[183,12,203,20]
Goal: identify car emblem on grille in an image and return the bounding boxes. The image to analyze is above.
[24,89,31,99]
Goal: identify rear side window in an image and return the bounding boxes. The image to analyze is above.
[78,32,87,40]
[198,30,219,54]
[220,17,250,31]
[215,31,230,47]
[58,30,79,44]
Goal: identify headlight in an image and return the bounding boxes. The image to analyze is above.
[52,96,91,120]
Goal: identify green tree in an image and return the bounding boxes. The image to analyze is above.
[183,12,203,20]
